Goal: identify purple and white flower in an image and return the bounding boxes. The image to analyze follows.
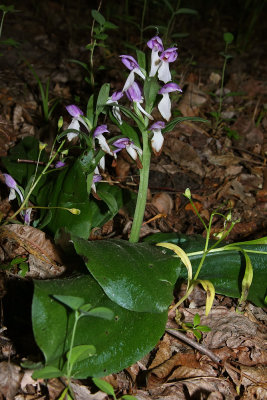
[106,91,124,125]
[149,121,165,155]
[158,82,182,121]
[93,125,113,156]
[66,105,88,141]
[3,173,24,203]
[113,137,142,161]
[120,55,146,91]
[126,82,153,120]
[147,36,164,77]
[3,173,32,225]
[158,47,178,83]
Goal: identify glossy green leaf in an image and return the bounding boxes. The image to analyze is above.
[92,378,116,397]
[83,307,114,320]
[144,233,267,307]
[53,295,85,310]
[72,238,181,312]
[32,274,168,378]
[67,344,96,365]
[95,83,110,123]
[32,366,62,379]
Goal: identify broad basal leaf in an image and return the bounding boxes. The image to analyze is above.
[32,274,168,378]
[72,238,180,312]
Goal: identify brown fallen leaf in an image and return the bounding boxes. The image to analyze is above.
[151,193,173,215]
[0,361,22,400]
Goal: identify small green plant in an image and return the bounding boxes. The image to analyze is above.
[0,4,20,53]
[224,126,239,140]
[69,8,117,88]
[0,256,28,277]
[28,65,59,123]
[177,312,211,342]
[210,32,234,131]
[93,378,137,400]
[32,295,113,400]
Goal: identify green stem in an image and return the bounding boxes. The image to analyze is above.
[66,311,80,381]
[0,11,6,39]
[129,129,151,243]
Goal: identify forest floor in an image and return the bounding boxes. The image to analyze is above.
[0,1,266,399]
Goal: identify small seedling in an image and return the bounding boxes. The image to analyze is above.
[0,256,28,277]
[211,32,234,131]
[181,313,211,342]
[32,295,114,400]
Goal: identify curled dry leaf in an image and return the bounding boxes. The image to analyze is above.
[0,225,65,278]
[151,192,173,215]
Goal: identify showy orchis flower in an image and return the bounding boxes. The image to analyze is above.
[149,121,166,155]
[147,36,164,77]
[66,104,88,141]
[93,125,113,156]
[158,82,182,121]
[158,47,178,83]
[120,55,146,91]
[113,137,142,161]
[3,173,24,203]
[126,82,153,120]
[106,91,124,125]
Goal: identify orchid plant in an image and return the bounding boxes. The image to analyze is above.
[2,35,206,242]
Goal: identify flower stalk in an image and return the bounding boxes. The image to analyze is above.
[129,127,151,243]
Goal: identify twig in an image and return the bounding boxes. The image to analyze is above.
[166,328,222,364]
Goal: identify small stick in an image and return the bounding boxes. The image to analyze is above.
[166,328,222,364]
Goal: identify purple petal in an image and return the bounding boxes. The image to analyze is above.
[3,173,17,189]
[24,208,32,225]
[111,91,124,101]
[126,82,142,102]
[120,55,140,71]
[150,121,165,130]
[160,47,178,63]
[66,104,84,118]
[147,36,164,52]
[158,82,182,94]
[112,138,132,149]
[93,174,102,183]
[93,124,109,137]
[55,161,66,168]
